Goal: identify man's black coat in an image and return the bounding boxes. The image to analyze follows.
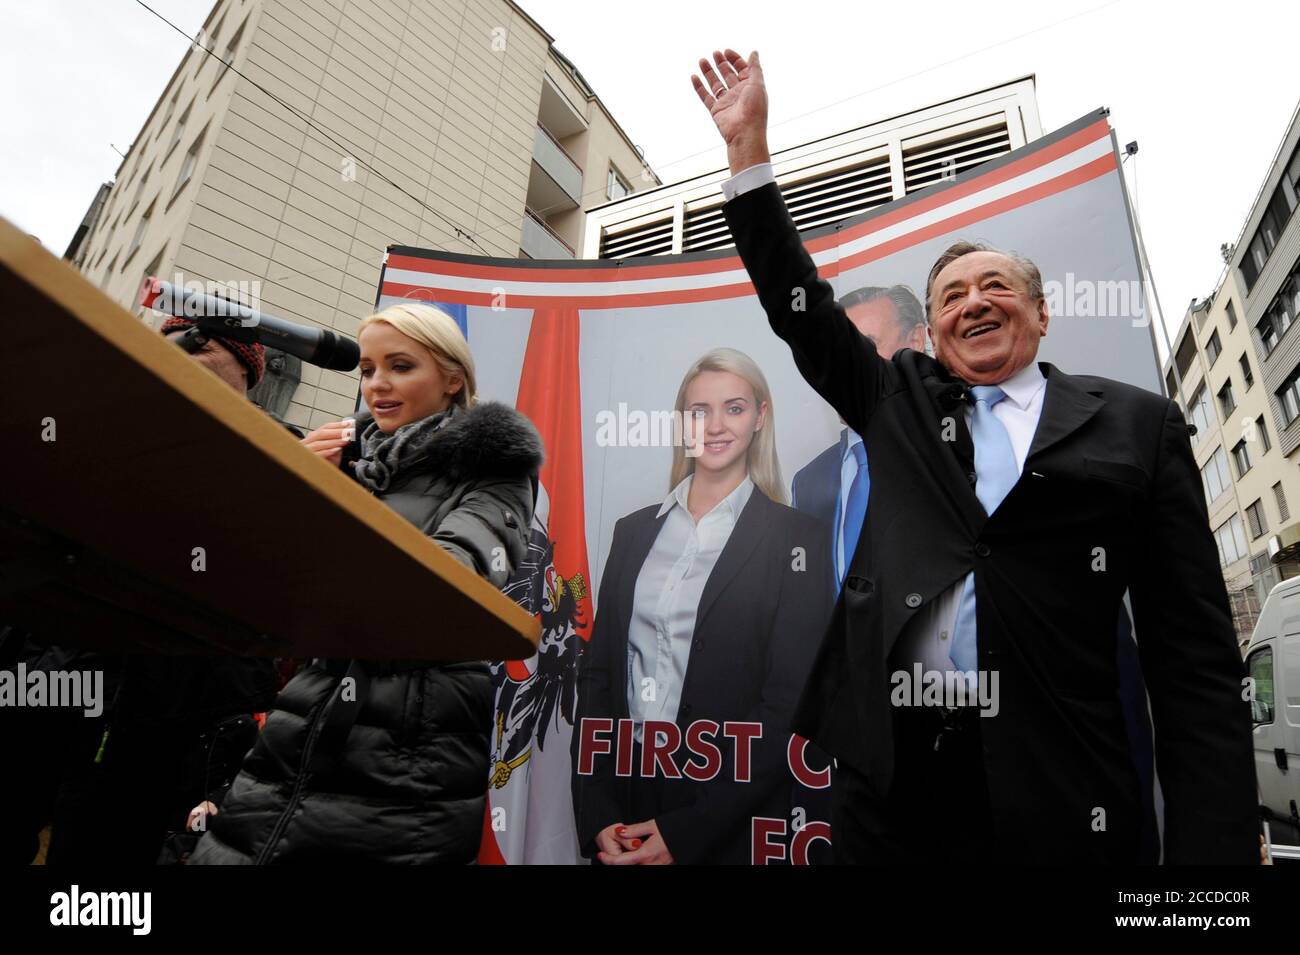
[725,181,1257,864]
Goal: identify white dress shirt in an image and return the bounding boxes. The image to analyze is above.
[722,159,1050,673]
[627,474,755,740]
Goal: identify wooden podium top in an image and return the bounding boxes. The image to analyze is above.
[0,218,539,662]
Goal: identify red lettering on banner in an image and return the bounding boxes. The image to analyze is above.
[723,722,763,782]
[752,817,787,865]
[787,734,832,789]
[641,720,683,779]
[577,718,613,775]
[580,719,775,782]
[615,718,635,777]
[791,821,833,865]
[751,818,834,865]
[683,720,722,781]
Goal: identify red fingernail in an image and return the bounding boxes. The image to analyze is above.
[631,839,642,849]
[615,826,625,833]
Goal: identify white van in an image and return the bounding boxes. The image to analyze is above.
[1245,577,1300,860]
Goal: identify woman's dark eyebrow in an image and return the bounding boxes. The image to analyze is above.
[688,397,749,407]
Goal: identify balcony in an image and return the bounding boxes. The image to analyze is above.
[521,207,575,260]
[530,123,583,211]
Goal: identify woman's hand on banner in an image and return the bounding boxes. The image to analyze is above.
[690,49,771,175]
[598,819,674,865]
[302,419,355,467]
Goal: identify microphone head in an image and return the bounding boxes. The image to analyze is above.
[319,331,361,371]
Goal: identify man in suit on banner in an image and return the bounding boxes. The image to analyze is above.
[690,49,1257,863]
[793,285,925,597]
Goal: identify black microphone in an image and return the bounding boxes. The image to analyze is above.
[139,277,360,371]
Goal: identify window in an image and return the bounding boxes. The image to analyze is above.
[1206,329,1222,366]
[1218,379,1236,418]
[1231,437,1252,478]
[1187,384,1212,446]
[1258,271,1300,358]
[1247,646,1274,724]
[101,253,118,290]
[1278,368,1300,424]
[167,101,192,158]
[1226,299,1238,329]
[1239,143,1300,293]
[128,163,152,219]
[212,16,248,91]
[1257,415,1271,453]
[1213,513,1249,565]
[1246,499,1268,539]
[156,90,180,141]
[125,199,154,262]
[172,123,208,201]
[607,164,631,201]
[1200,445,1232,504]
[196,12,225,76]
[1239,353,1253,389]
[1274,482,1290,523]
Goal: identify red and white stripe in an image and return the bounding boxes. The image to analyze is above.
[380,118,1116,310]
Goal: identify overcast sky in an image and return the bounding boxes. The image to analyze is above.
[3,0,1297,357]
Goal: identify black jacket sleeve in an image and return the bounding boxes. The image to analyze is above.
[1128,399,1259,863]
[723,181,899,434]
[571,517,631,857]
[431,474,535,590]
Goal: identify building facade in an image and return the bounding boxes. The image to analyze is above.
[1162,99,1300,645]
[66,0,655,431]
[583,77,1041,258]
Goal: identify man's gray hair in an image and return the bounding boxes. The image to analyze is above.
[838,284,925,334]
[925,240,1044,321]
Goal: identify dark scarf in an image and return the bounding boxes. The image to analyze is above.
[352,403,460,493]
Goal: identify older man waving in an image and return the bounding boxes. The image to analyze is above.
[691,48,1257,864]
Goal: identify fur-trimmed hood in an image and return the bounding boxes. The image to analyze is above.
[352,400,544,485]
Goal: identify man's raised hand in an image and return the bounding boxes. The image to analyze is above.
[690,49,771,175]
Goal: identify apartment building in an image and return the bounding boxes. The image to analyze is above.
[1163,100,1300,644]
[65,0,655,431]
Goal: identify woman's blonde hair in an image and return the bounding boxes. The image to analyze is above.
[669,347,785,504]
[358,302,477,409]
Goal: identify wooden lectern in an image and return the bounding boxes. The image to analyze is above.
[0,218,539,662]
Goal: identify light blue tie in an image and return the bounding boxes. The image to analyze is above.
[838,440,869,587]
[949,385,1018,673]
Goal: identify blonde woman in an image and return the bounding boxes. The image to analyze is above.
[191,303,543,864]
[572,347,833,864]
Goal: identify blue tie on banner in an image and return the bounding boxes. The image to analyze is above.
[839,441,869,588]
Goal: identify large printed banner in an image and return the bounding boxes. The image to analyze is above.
[374,110,1162,865]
